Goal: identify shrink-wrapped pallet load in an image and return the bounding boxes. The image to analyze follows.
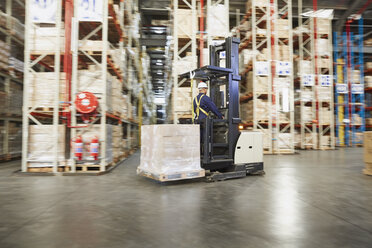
[246,72,268,93]
[137,125,204,181]
[277,19,289,39]
[28,72,66,108]
[175,9,193,37]
[207,4,229,37]
[28,125,66,167]
[29,26,65,53]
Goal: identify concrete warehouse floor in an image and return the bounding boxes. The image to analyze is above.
[0,148,371,248]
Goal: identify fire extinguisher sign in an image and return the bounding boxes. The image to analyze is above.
[78,0,104,22]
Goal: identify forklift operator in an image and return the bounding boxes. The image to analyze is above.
[193,82,223,121]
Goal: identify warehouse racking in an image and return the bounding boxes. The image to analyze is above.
[334,17,365,146]
[0,0,24,161]
[294,0,335,150]
[238,0,295,154]
[22,0,151,173]
[171,0,197,124]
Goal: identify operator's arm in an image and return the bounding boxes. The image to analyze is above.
[205,97,223,119]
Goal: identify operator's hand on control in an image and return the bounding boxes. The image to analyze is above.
[221,115,224,119]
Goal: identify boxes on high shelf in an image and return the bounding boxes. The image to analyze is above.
[295,105,313,123]
[295,88,314,102]
[238,20,250,32]
[365,76,372,88]
[295,60,312,76]
[352,113,362,125]
[29,26,65,52]
[276,19,289,39]
[366,62,372,70]
[174,55,196,76]
[246,72,268,93]
[28,125,66,167]
[352,70,360,83]
[319,58,331,69]
[207,4,229,37]
[279,45,290,61]
[317,86,332,101]
[10,16,24,40]
[316,18,331,35]
[246,0,268,11]
[316,39,331,56]
[175,9,193,37]
[319,107,333,124]
[138,125,203,177]
[79,40,105,51]
[28,72,66,108]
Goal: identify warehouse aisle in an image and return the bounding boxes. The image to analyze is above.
[0,148,372,248]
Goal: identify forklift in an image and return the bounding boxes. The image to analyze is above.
[180,37,264,181]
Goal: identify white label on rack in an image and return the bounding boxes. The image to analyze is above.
[320,75,333,87]
[255,61,269,76]
[78,0,104,22]
[336,84,348,94]
[302,74,315,86]
[31,0,57,23]
[351,84,364,94]
[276,61,292,76]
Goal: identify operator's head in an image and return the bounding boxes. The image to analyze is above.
[198,82,208,94]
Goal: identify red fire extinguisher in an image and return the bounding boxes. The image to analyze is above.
[74,136,83,160]
[90,136,99,160]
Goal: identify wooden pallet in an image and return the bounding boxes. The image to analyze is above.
[137,168,205,182]
[27,167,66,173]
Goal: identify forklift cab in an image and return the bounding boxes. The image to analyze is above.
[181,37,264,181]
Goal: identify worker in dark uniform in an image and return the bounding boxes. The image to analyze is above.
[193,82,223,145]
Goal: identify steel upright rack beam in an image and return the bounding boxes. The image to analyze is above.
[271,0,295,154]
[297,0,316,149]
[22,0,63,172]
[172,0,197,124]
[333,32,349,146]
[347,17,365,146]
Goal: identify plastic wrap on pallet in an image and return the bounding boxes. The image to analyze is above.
[316,18,331,35]
[8,82,22,116]
[174,55,196,76]
[8,122,22,155]
[175,9,193,37]
[28,72,66,108]
[207,4,229,38]
[29,26,65,52]
[277,133,292,149]
[28,125,66,167]
[317,86,332,101]
[246,72,268,93]
[294,60,312,76]
[138,125,202,175]
[276,19,289,39]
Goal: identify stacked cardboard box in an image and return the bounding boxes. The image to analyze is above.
[138,125,203,179]
[277,133,292,149]
[246,72,268,93]
[28,72,66,108]
[246,0,268,10]
[363,132,372,176]
[175,9,193,37]
[352,70,360,83]
[207,4,229,37]
[277,19,289,39]
[0,40,10,70]
[8,122,22,155]
[8,82,22,116]
[320,135,331,147]
[174,55,196,76]
[294,60,312,76]
[112,125,123,159]
[29,26,65,53]
[295,106,313,123]
[316,18,331,35]
[28,125,66,167]
[319,107,333,124]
